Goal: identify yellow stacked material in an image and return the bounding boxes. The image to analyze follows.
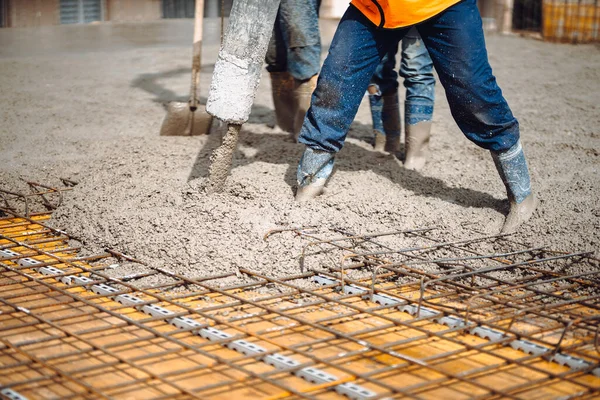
[543,0,600,43]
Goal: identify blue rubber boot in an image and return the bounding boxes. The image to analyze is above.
[491,141,537,233]
[368,85,386,152]
[295,146,335,201]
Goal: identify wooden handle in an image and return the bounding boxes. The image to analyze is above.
[194,0,204,43]
[189,0,205,109]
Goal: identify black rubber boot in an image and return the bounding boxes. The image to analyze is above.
[270,72,296,134]
[381,92,401,154]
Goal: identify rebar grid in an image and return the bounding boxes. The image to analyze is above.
[276,226,600,348]
[1,186,599,400]
[0,179,75,218]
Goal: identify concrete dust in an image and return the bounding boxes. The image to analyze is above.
[1,20,599,284]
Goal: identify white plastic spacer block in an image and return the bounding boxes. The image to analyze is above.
[199,326,233,341]
[171,316,203,330]
[38,266,63,276]
[69,275,95,286]
[295,367,338,384]
[470,326,507,342]
[0,249,20,259]
[92,283,120,296]
[336,382,378,400]
[263,353,301,369]
[0,388,29,400]
[226,339,267,356]
[114,294,145,307]
[141,304,175,318]
[16,257,42,268]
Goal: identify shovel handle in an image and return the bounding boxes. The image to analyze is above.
[189,0,204,110]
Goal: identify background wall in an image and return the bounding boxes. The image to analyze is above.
[106,0,161,22]
[7,0,60,28]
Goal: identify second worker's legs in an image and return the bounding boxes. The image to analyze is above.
[400,27,436,170]
[296,5,405,200]
[266,0,321,141]
[368,43,401,154]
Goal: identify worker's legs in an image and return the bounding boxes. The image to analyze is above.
[266,0,321,80]
[266,16,296,133]
[266,0,321,139]
[400,27,435,170]
[417,0,535,231]
[368,43,401,153]
[296,6,406,199]
[299,6,404,153]
[417,0,517,151]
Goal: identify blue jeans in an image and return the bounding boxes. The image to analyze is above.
[265,0,321,81]
[371,27,435,127]
[300,0,519,153]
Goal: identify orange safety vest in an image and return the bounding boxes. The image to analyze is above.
[350,0,461,29]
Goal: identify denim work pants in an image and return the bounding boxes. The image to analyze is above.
[299,0,519,153]
[265,0,322,81]
[370,27,435,126]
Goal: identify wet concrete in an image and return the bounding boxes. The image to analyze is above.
[1,19,598,278]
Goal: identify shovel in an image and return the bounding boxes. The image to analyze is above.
[160,0,212,136]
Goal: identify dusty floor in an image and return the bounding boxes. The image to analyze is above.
[1,19,599,280]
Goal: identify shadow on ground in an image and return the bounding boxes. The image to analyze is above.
[131,66,215,109]
[186,118,506,214]
[131,68,505,214]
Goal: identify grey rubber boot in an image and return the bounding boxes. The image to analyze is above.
[404,120,432,170]
[291,75,318,142]
[295,146,335,201]
[381,92,401,154]
[270,72,296,134]
[491,140,537,233]
[373,131,386,152]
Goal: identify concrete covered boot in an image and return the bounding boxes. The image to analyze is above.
[295,146,334,201]
[381,92,401,154]
[404,120,432,170]
[292,75,318,142]
[270,72,296,134]
[491,140,537,234]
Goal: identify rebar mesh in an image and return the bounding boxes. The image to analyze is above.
[1,182,599,400]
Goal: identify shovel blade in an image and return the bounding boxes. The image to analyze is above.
[160,102,213,136]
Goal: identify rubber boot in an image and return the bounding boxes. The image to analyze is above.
[381,92,401,154]
[369,88,401,154]
[368,85,386,153]
[404,120,432,170]
[291,75,318,142]
[270,72,296,134]
[491,140,537,234]
[295,146,335,201]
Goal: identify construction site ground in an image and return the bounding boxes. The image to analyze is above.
[1,17,599,400]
